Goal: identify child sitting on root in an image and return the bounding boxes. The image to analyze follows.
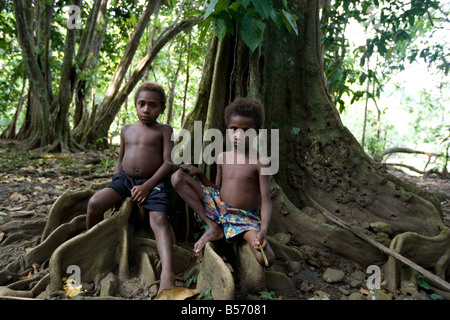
[86,82,175,293]
[171,97,275,267]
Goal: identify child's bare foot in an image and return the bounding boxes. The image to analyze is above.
[194,223,224,253]
[158,270,175,295]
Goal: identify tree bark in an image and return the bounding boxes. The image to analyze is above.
[12,0,54,150]
[12,0,109,152]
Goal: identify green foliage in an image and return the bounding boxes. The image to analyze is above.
[258,290,280,300]
[184,272,198,288]
[198,288,213,300]
[322,0,449,112]
[201,0,299,52]
[417,274,443,300]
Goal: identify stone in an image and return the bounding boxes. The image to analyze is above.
[273,232,291,245]
[348,292,365,300]
[265,271,295,296]
[369,222,393,236]
[350,280,362,288]
[338,286,350,295]
[351,270,367,281]
[322,268,345,283]
[286,261,301,274]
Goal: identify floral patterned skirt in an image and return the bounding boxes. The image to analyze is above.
[200,185,261,240]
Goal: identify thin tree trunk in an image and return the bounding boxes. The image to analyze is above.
[73,0,109,129]
[181,29,191,126]
[0,77,28,139]
[166,50,183,125]
[77,16,199,147]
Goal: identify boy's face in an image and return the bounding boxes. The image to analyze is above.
[135,90,164,125]
[227,114,258,151]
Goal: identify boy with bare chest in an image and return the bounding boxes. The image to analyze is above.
[171,98,275,267]
[86,82,175,293]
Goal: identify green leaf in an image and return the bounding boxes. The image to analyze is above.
[417,278,431,290]
[229,8,243,25]
[269,9,282,29]
[430,293,442,300]
[200,17,211,38]
[212,11,234,38]
[240,14,265,52]
[281,9,298,35]
[215,0,230,12]
[204,0,219,20]
[237,0,250,8]
[251,0,273,20]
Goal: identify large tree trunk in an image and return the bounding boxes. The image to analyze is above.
[12,0,54,150]
[179,1,447,266]
[12,0,108,152]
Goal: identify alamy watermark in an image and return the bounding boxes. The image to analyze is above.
[171,121,279,175]
[366,265,381,289]
[66,264,81,288]
[65,5,81,30]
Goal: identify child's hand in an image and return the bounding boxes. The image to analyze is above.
[131,185,150,204]
[184,164,202,176]
[253,231,267,250]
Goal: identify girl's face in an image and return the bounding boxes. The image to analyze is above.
[135,90,165,126]
[227,114,258,151]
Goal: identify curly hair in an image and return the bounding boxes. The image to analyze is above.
[134,82,167,107]
[224,97,265,130]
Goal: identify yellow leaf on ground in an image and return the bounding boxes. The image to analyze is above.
[153,287,200,300]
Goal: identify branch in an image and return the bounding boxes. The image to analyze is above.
[116,17,201,105]
[322,210,450,293]
[103,0,161,101]
[374,147,438,162]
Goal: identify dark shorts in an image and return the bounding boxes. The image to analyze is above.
[106,171,170,214]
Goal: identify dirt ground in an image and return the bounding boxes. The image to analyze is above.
[0,140,449,300]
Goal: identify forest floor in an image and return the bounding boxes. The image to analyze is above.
[0,139,449,300]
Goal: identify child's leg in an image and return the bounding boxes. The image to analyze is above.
[86,188,123,229]
[243,230,275,267]
[149,210,175,294]
[171,169,223,252]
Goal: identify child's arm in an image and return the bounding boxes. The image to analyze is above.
[114,126,128,174]
[131,125,174,204]
[182,164,218,189]
[255,157,272,249]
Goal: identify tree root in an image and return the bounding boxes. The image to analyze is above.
[384,229,450,292]
[269,180,386,265]
[0,186,197,299]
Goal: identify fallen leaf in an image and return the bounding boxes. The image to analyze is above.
[9,205,26,211]
[9,192,21,200]
[153,287,200,300]
[62,276,87,298]
[0,231,4,243]
[32,263,40,274]
[18,270,33,280]
[313,290,331,297]
[359,287,369,295]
